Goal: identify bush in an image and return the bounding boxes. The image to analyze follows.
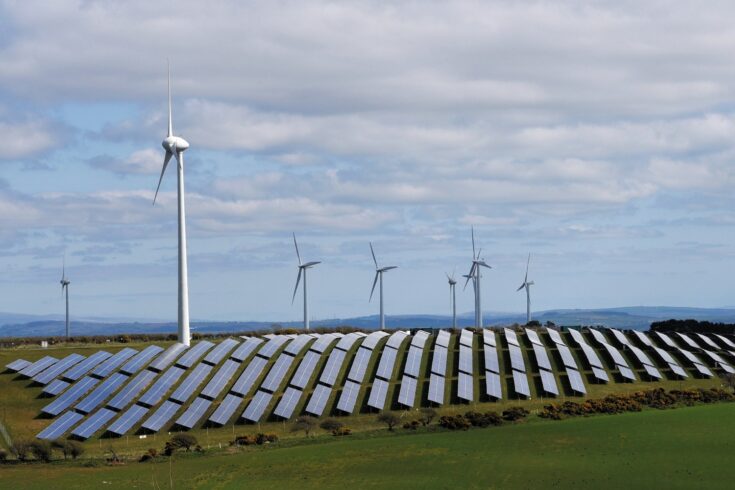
[320,419,344,433]
[255,433,279,444]
[11,439,33,461]
[402,420,420,430]
[169,433,198,452]
[232,435,257,446]
[502,407,530,422]
[292,416,318,437]
[139,448,158,462]
[464,411,503,427]
[438,415,471,430]
[332,427,352,436]
[418,407,438,426]
[29,440,53,462]
[377,412,401,431]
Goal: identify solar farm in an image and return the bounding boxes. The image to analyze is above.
[3,326,735,445]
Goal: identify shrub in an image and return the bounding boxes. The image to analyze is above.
[11,439,33,461]
[377,412,401,431]
[169,433,198,452]
[139,448,158,462]
[232,435,257,446]
[292,416,318,437]
[438,415,471,430]
[418,407,438,426]
[464,411,503,427]
[332,427,352,436]
[502,407,530,422]
[255,433,279,444]
[320,419,344,433]
[29,440,53,462]
[402,420,420,430]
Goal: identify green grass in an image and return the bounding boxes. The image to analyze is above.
[1,403,734,489]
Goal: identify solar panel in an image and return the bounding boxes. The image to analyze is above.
[33,353,86,385]
[43,378,70,396]
[120,345,165,375]
[209,394,244,425]
[618,365,636,381]
[347,348,373,383]
[557,344,578,369]
[170,363,213,403]
[367,379,390,410]
[176,341,215,368]
[652,347,677,365]
[411,330,430,348]
[589,329,608,345]
[532,343,552,371]
[204,338,240,365]
[5,358,31,372]
[676,333,701,350]
[404,346,425,378]
[459,329,474,347]
[483,345,500,373]
[430,346,448,376]
[336,380,361,414]
[273,387,303,419]
[457,372,474,401]
[62,351,112,381]
[508,344,526,372]
[580,344,604,369]
[715,334,735,349]
[319,348,347,386]
[41,376,99,416]
[149,343,188,372]
[260,354,295,393]
[230,337,264,362]
[142,400,181,432]
[703,350,727,365]
[643,364,662,379]
[230,356,268,396]
[385,331,409,349]
[435,330,451,348]
[107,369,158,410]
[656,332,678,348]
[71,408,117,439]
[91,348,138,378]
[361,331,390,350]
[567,368,586,394]
[697,334,721,350]
[305,384,332,416]
[310,333,339,353]
[335,332,363,351]
[539,369,559,395]
[76,372,128,414]
[608,328,629,346]
[591,366,609,382]
[525,329,542,346]
[242,391,273,422]
[397,375,418,407]
[678,349,704,366]
[375,347,399,380]
[504,328,520,346]
[175,397,211,429]
[601,344,627,367]
[482,329,497,346]
[718,362,735,374]
[138,366,185,407]
[458,344,474,374]
[632,330,654,347]
[284,334,314,356]
[37,410,84,440]
[567,328,585,344]
[693,363,714,377]
[628,345,655,367]
[201,359,240,400]
[485,371,502,399]
[107,404,149,436]
[512,370,530,397]
[546,329,564,345]
[290,352,321,389]
[258,336,291,359]
[428,373,445,404]
[19,356,59,378]
[670,363,688,378]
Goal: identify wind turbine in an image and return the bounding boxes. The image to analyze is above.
[291,233,321,331]
[447,272,457,329]
[369,243,397,330]
[517,253,535,324]
[60,259,70,339]
[153,62,191,346]
[463,227,492,328]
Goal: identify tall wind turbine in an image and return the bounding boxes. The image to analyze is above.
[517,253,534,324]
[153,62,191,346]
[291,233,321,331]
[463,227,492,328]
[369,243,397,330]
[447,273,457,329]
[60,259,70,339]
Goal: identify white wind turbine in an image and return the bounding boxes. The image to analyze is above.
[369,243,397,330]
[291,233,321,331]
[463,227,492,328]
[517,253,535,324]
[447,272,457,329]
[60,258,71,339]
[153,62,191,346]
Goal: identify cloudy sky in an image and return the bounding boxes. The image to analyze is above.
[2,0,734,323]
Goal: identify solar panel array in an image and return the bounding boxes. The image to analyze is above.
[482,329,502,399]
[428,331,450,404]
[608,328,662,380]
[652,332,715,378]
[587,329,635,381]
[544,328,586,394]
[569,329,609,382]
[505,329,530,397]
[526,329,558,396]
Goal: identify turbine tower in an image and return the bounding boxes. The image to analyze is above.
[60,260,70,339]
[369,243,397,330]
[153,62,191,346]
[447,273,457,329]
[463,227,492,328]
[291,233,321,331]
[517,253,535,324]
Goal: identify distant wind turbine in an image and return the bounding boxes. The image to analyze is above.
[153,61,191,346]
[447,272,457,329]
[463,227,492,328]
[291,233,321,331]
[517,253,535,324]
[60,259,70,339]
[369,243,397,330]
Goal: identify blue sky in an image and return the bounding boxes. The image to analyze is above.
[1,1,734,322]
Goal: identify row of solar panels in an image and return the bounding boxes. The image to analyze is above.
[5,327,735,441]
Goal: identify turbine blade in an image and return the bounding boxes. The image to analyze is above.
[463,265,475,290]
[517,283,525,292]
[369,271,379,301]
[291,268,302,304]
[153,151,173,205]
[369,242,378,269]
[471,226,476,258]
[303,261,320,268]
[524,253,530,283]
[293,232,302,265]
[167,60,172,137]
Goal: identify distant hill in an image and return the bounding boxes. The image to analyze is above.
[2,306,735,338]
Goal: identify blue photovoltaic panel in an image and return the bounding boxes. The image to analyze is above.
[42,376,99,416]
[676,333,701,350]
[592,366,609,382]
[201,359,240,400]
[483,345,500,373]
[512,370,531,397]
[568,328,586,345]
[175,397,212,429]
[284,334,313,356]
[19,356,58,378]
[366,379,389,410]
[697,334,721,350]
[411,330,430,348]
[305,384,332,416]
[482,329,496,347]
[459,329,474,347]
[176,341,215,368]
[715,334,735,349]
[428,373,445,404]
[458,344,473,375]
[504,328,520,347]
[602,344,629,367]
[142,400,181,432]
[273,387,303,419]
[71,408,116,439]
[43,378,70,396]
[403,346,425,378]
[618,365,636,381]
[485,371,502,399]
[149,343,188,372]
[6,358,31,372]
[107,404,149,436]
[204,338,240,366]
[335,332,363,351]
[290,352,321,389]
[310,333,339,353]
[457,372,473,401]
[361,331,390,350]
[633,330,654,347]
[230,337,264,362]
[656,332,678,348]
[385,331,409,350]
[37,410,84,440]
[678,348,703,366]
[375,347,399,380]
[567,368,586,393]
[347,348,373,383]
[209,394,243,425]
[138,366,185,407]
[547,329,565,345]
[62,351,112,381]
[260,354,295,393]
[107,369,157,410]
[539,369,559,395]
[629,345,655,367]
[336,380,361,414]
[92,348,137,378]
[120,345,164,375]
[692,362,713,377]
[431,346,448,376]
[671,363,688,378]
[397,375,417,408]
[509,344,526,372]
[643,363,663,379]
[435,330,451,348]
[319,348,347,387]
[33,353,86,385]
[703,350,727,365]
[242,391,273,422]
[258,336,291,359]
[580,344,604,369]
[589,329,608,345]
[652,347,677,365]
[608,328,629,346]
[76,372,128,414]
[230,357,268,396]
[532,344,552,371]
[525,329,542,346]
[170,363,213,403]
[557,344,578,369]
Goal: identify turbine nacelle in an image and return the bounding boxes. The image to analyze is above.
[162,136,189,154]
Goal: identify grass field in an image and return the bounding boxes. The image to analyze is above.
[0,403,734,489]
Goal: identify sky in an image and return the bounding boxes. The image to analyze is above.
[1,0,735,323]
